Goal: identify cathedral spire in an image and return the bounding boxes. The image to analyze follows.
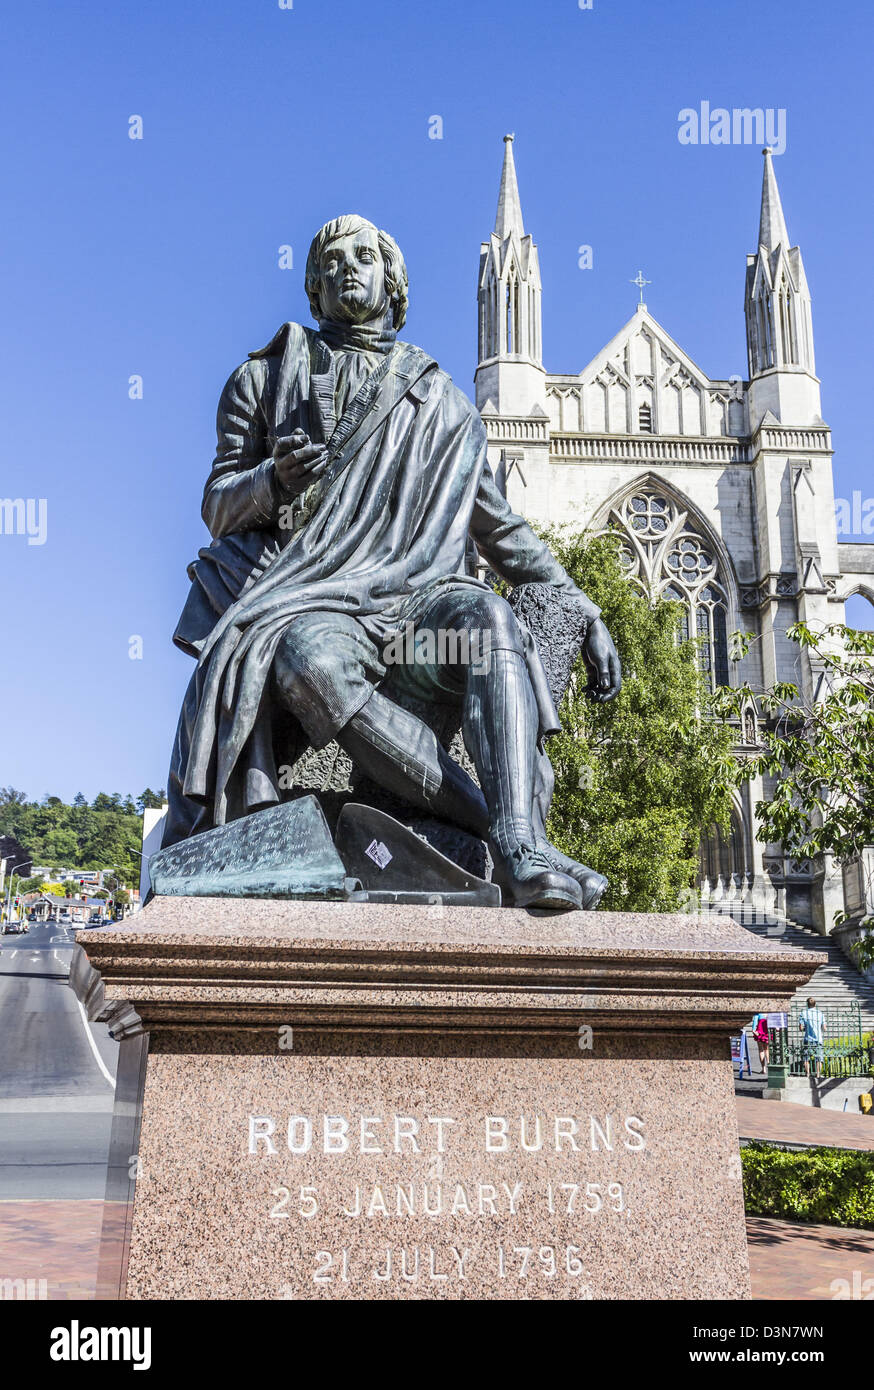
[476,135,545,416]
[745,150,820,427]
[758,147,789,252]
[494,134,525,240]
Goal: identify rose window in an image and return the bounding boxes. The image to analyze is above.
[601,488,731,691]
[667,537,715,583]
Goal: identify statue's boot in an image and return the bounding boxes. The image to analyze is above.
[464,649,581,911]
[489,841,583,911]
[530,745,608,908]
[338,691,490,838]
[531,842,609,909]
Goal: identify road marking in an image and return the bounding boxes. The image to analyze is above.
[75,999,115,1088]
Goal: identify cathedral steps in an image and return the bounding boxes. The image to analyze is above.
[705,905,874,1034]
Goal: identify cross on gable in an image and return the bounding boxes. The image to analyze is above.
[630,270,652,304]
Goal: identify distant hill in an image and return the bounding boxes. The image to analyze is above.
[0,788,165,885]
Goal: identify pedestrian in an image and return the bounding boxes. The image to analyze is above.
[799,997,826,1079]
[753,1013,770,1072]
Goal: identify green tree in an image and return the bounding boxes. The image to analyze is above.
[137,788,166,812]
[42,830,78,864]
[541,530,736,911]
[714,620,874,964]
[0,789,143,887]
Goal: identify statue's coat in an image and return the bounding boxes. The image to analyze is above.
[167,324,600,835]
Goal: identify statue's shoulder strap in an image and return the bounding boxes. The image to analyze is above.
[390,342,442,404]
[247,321,310,360]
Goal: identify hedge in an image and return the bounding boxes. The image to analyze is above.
[742,1140,874,1229]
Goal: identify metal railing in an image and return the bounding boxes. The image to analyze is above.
[769,1003,872,1080]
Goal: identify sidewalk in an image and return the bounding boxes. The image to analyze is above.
[0,1199,101,1299]
[747,1216,874,1300]
[737,1096,874,1151]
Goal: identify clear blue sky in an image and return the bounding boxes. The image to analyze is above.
[2,0,871,802]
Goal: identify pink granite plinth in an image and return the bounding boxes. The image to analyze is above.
[74,898,819,1301]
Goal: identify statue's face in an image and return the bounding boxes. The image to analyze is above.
[318,227,390,324]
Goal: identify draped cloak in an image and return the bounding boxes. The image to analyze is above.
[166,322,601,839]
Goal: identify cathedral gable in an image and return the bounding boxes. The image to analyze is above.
[547,309,744,438]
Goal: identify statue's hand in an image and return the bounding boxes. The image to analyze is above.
[273,429,329,497]
[582,617,622,702]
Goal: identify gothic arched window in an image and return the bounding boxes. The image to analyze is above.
[757,296,774,370]
[529,286,537,358]
[603,488,732,690]
[489,274,497,357]
[774,274,799,365]
[699,805,747,882]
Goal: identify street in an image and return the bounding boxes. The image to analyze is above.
[0,921,119,1201]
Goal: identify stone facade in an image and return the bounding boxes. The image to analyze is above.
[475,137,874,931]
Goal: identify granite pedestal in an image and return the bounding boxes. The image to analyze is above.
[73,900,818,1301]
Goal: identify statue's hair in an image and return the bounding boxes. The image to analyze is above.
[305,215,408,329]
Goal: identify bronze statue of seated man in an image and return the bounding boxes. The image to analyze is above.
[164,215,622,910]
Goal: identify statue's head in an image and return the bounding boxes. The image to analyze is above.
[305,215,408,330]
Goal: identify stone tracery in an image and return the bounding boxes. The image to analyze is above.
[604,488,731,689]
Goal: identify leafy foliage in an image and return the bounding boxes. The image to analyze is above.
[742,1141,874,1230]
[17,876,46,895]
[713,621,874,963]
[542,530,736,911]
[0,788,165,887]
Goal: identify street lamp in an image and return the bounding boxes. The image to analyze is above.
[2,856,30,927]
[103,863,132,921]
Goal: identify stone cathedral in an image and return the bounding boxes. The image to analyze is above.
[474,135,874,932]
